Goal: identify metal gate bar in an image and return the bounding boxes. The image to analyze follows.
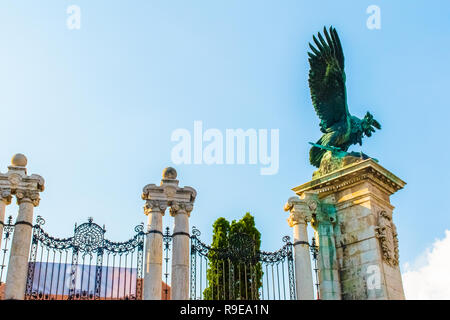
[190,227,297,300]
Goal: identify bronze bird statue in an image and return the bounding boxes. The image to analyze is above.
[308,26,381,168]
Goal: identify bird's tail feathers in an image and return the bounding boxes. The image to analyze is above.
[309,137,327,168]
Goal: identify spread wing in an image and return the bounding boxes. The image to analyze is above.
[308,26,348,131]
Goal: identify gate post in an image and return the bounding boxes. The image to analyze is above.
[3,154,44,300]
[142,167,196,300]
[142,198,167,300]
[284,193,316,300]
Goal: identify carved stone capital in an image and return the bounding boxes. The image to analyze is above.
[169,201,194,217]
[0,188,12,205]
[144,199,168,216]
[284,196,317,227]
[15,189,41,207]
[286,209,311,227]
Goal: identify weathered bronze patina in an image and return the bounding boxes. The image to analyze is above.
[307,27,381,172]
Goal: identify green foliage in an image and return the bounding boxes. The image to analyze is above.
[203,213,263,300]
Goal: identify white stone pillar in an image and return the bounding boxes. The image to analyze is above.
[0,190,12,250]
[2,154,44,300]
[5,190,40,300]
[284,196,316,300]
[170,202,193,300]
[143,199,167,300]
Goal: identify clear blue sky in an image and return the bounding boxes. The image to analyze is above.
[1,0,449,270]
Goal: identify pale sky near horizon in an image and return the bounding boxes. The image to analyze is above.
[1,1,450,297]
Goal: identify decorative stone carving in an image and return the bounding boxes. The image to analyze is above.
[8,173,21,188]
[287,209,309,227]
[284,194,318,227]
[144,199,168,215]
[375,211,399,266]
[142,167,197,204]
[169,201,194,217]
[293,159,406,198]
[0,154,45,206]
[0,188,12,205]
[15,189,41,207]
[29,174,45,191]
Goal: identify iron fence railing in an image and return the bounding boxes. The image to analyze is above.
[189,226,298,300]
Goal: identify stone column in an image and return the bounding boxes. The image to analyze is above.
[284,195,315,300]
[0,189,12,250]
[2,153,45,300]
[170,202,193,300]
[143,199,167,300]
[312,200,341,300]
[5,190,40,299]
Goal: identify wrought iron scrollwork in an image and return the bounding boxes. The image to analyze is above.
[73,220,105,256]
[24,216,145,300]
[190,226,297,300]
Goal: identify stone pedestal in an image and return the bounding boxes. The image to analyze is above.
[293,159,406,300]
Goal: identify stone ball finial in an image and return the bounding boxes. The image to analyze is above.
[11,153,27,167]
[162,167,177,180]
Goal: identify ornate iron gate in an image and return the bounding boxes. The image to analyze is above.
[24,216,144,300]
[190,227,296,300]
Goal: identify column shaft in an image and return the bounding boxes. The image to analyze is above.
[143,209,164,300]
[315,222,341,300]
[292,222,314,300]
[171,212,190,300]
[0,200,6,251]
[5,200,34,300]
